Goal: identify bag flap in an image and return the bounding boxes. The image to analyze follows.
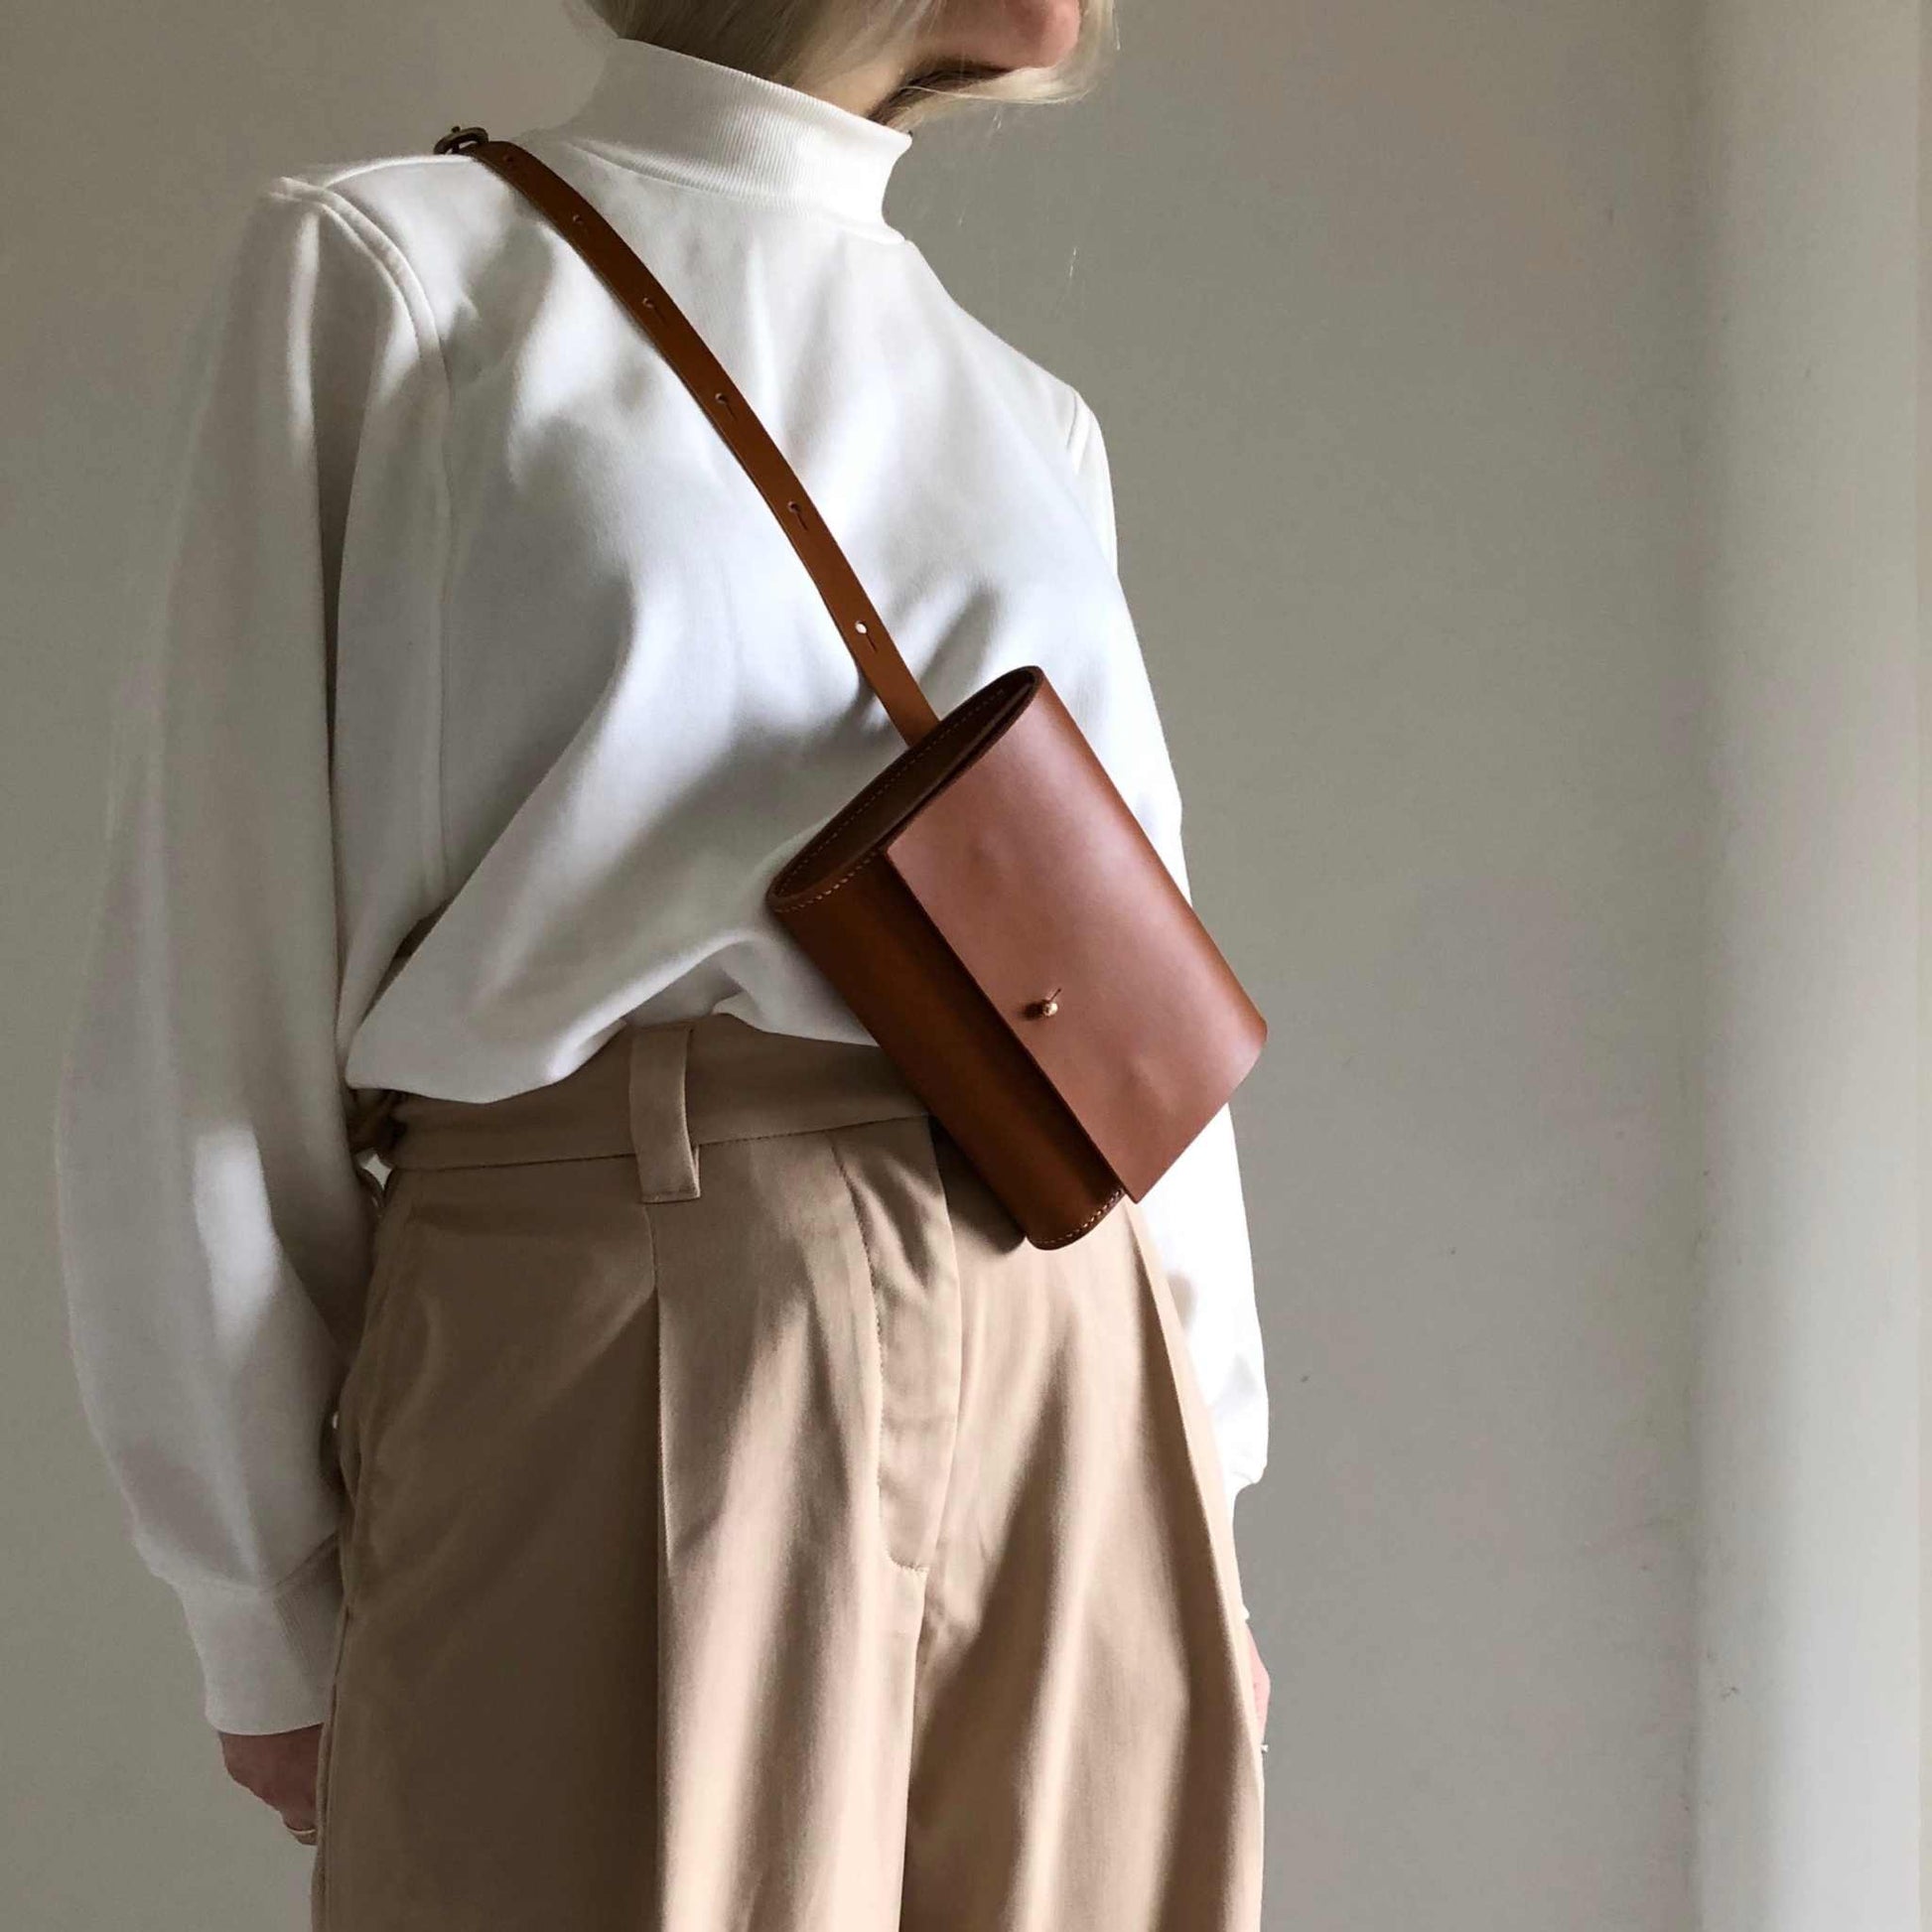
[883,674,1265,1200]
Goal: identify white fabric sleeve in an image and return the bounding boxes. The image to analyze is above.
[52,179,430,1732]
[1063,392,1270,1572]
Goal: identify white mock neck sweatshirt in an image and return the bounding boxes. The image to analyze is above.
[53,36,1268,1735]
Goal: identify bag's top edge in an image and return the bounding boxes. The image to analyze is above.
[765,665,1040,906]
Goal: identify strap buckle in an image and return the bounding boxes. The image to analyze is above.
[433,124,489,155]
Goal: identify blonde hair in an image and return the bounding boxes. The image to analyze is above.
[583,0,1117,131]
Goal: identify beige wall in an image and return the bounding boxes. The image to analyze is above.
[1697,3,1924,1927]
[6,1,1843,1926]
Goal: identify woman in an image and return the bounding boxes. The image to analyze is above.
[53,1,1271,1924]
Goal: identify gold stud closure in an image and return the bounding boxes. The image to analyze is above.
[1026,993,1061,1020]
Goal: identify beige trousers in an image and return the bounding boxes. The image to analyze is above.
[314,1014,1262,1930]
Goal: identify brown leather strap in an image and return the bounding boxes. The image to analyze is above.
[433,126,940,747]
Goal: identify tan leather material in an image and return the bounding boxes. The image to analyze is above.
[765,666,1267,1241]
[882,676,1268,1202]
[434,127,1268,1248]
[770,822,1127,1248]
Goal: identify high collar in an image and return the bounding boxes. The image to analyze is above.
[544,37,912,235]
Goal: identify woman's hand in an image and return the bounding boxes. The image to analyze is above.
[217,1725,322,1841]
[1245,1625,1271,1737]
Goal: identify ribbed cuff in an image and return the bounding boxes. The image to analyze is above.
[167,1536,345,1733]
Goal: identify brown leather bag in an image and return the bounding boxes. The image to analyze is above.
[433,128,1267,1246]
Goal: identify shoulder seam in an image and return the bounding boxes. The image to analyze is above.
[262,179,456,909]
[280,152,457,195]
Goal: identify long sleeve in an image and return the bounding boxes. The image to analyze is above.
[1063,392,1271,1543]
[52,180,434,1732]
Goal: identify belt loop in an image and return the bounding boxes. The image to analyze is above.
[627,1020,702,1203]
